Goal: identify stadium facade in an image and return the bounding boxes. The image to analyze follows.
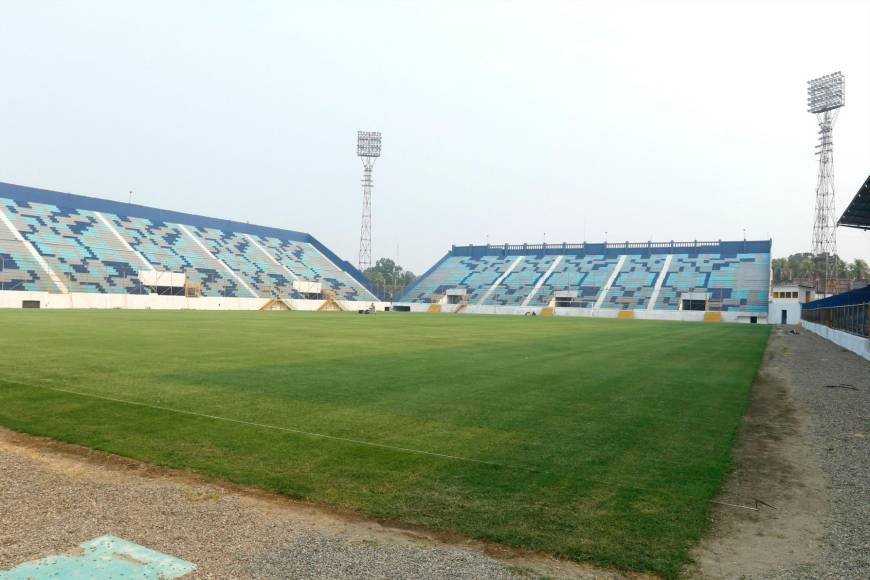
[0,182,380,310]
[397,240,772,323]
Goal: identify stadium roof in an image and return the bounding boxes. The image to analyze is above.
[838,174,870,230]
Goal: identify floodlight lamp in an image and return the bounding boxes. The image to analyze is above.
[357,131,382,158]
[807,71,845,113]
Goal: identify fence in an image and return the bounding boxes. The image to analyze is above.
[802,303,870,337]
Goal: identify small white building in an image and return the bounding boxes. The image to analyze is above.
[768,283,814,324]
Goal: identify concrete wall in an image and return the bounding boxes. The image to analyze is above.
[802,319,870,361]
[0,290,389,312]
[393,302,767,323]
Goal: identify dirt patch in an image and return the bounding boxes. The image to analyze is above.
[0,427,642,579]
[689,329,828,578]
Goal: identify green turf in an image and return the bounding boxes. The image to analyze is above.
[0,310,769,577]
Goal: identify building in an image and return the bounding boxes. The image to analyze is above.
[768,283,814,324]
[0,182,379,310]
[398,240,771,323]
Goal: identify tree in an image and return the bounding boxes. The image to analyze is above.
[772,252,867,285]
[849,258,870,281]
[771,258,791,284]
[363,258,416,300]
[797,256,816,279]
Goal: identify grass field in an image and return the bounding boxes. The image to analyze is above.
[0,310,769,577]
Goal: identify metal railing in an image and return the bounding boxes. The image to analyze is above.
[454,240,743,252]
[802,303,869,337]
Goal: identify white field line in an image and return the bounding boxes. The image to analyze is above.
[647,254,673,310]
[10,381,744,493]
[477,255,524,306]
[244,234,298,280]
[521,255,563,307]
[0,206,68,293]
[594,254,626,309]
[94,212,154,271]
[177,223,259,298]
[23,382,529,470]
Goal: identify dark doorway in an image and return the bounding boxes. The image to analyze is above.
[682,299,706,311]
[781,309,788,324]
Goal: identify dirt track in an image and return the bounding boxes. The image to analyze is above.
[0,428,631,579]
[692,327,868,578]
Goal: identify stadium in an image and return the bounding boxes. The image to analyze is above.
[0,182,771,324]
[1,3,868,580]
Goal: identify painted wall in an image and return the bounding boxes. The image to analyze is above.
[0,290,389,311]
[393,302,767,323]
[768,299,802,324]
[802,319,870,361]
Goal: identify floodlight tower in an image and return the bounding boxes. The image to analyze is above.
[807,72,845,293]
[356,131,382,272]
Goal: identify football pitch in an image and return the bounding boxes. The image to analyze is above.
[0,310,769,577]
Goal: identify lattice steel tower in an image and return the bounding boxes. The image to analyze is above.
[356,131,381,272]
[807,72,845,291]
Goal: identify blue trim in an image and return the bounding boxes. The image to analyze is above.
[395,250,452,301]
[804,286,870,309]
[0,181,309,242]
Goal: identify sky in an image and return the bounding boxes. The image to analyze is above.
[1,0,868,274]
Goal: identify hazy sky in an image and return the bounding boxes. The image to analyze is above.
[1,1,868,273]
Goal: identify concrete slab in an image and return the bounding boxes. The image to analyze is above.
[0,535,195,579]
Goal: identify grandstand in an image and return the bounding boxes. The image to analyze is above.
[398,240,772,322]
[0,182,378,309]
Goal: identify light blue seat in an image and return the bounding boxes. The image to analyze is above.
[0,199,145,294]
[255,236,375,300]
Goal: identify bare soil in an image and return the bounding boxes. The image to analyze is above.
[0,427,643,579]
[689,329,828,578]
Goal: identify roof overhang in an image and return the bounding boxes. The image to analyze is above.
[838,174,870,230]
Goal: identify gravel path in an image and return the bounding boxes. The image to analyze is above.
[0,429,619,579]
[761,329,870,579]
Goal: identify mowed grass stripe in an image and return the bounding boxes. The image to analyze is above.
[0,310,769,577]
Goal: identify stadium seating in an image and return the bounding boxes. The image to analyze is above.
[533,255,621,307]
[0,182,375,302]
[400,255,514,303]
[109,215,242,296]
[0,198,145,294]
[254,236,372,301]
[486,255,557,305]
[602,254,668,309]
[0,219,46,292]
[401,242,771,314]
[655,252,770,311]
[189,227,297,298]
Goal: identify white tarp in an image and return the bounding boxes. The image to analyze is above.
[293,280,322,294]
[139,271,186,288]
